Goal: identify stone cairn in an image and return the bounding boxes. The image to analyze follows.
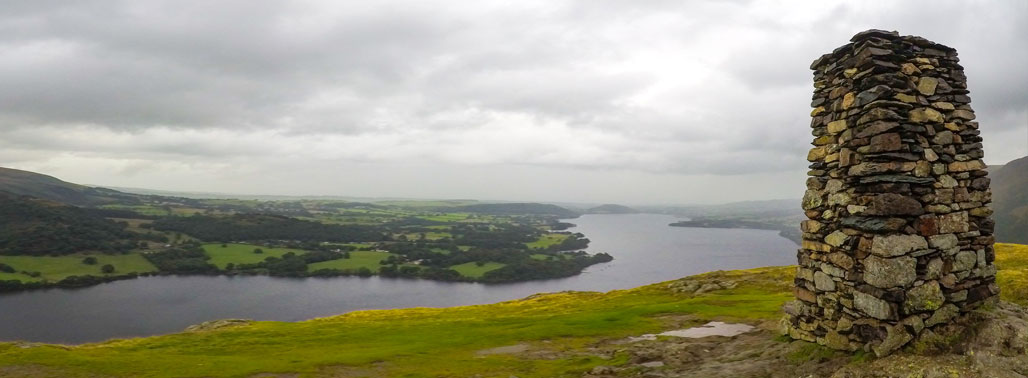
[782,30,998,356]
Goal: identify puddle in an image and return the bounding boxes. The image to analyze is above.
[476,344,530,356]
[628,322,755,342]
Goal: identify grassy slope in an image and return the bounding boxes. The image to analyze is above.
[994,243,1028,305]
[449,261,506,278]
[0,254,157,282]
[202,243,307,269]
[306,251,394,272]
[1,244,1025,377]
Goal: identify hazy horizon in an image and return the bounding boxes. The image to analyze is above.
[3,0,1026,205]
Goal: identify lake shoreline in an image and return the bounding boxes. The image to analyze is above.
[0,214,797,344]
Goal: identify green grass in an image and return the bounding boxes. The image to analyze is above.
[0,254,157,282]
[307,251,394,272]
[995,243,1028,306]
[201,243,307,269]
[526,233,570,249]
[0,271,42,282]
[0,265,794,377]
[418,213,470,222]
[450,262,507,278]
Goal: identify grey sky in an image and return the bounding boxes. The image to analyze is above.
[1,0,1026,205]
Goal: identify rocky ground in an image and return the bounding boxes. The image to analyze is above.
[566,302,1028,378]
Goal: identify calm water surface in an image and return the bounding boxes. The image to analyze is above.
[0,214,797,343]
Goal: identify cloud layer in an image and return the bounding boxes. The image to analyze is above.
[2,0,1026,203]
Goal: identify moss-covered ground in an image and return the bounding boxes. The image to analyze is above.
[0,243,1024,377]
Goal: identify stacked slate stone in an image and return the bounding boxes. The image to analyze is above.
[782,29,998,357]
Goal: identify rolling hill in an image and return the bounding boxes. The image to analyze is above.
[0,167,140,207]
[449,203,580,218]
[992,156,1028,244]
[584,204,640,214]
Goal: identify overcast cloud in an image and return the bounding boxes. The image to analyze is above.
[1,0,1026,204]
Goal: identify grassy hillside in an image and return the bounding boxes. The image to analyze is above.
[992,156,1028,244]
[2,244,1025,377]
[0,167,140,207]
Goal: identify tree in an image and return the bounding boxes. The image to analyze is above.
[253,248,264,254]
[101,264,115,274]
[221,243,228,248]
[82,257,98,265]
[356,267,373,277]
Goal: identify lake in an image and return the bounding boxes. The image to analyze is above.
[0,214,798,344]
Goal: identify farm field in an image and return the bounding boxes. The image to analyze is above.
[449,262,506,278]
[201,243,308,269]
[307,251,395,272]
[526,233,570,249]
[0,254,157,282]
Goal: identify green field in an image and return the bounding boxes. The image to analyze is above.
[418,213,471,222]
[0,271,41,282]
[307,251,394,272]
[525,233,570,249]
[202,243,308,269]
[449,261,506,278]
[0,254,157,282]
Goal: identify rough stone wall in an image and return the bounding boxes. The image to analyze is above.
[782,30,998,357]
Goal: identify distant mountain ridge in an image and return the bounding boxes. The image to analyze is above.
[584,204,640,214]
[449,203,580,218]
[0,167,140,207]
[992,156,1028,244]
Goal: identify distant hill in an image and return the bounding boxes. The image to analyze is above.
[450,203,579,218]
[584,204,640,214]
[992,156,1028,244]
[0,167,140,207]
[644,199,801,218]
